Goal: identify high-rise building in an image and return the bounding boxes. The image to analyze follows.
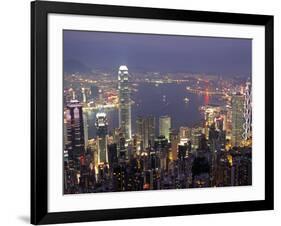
[90,85,99,100]
[203,105,222,139]
[154,135,169,171]
[159,115,171,141]
[243,81,252,142]
[87,138,98,173]
[136,116,156,150]
[178,143,188,160]
[83,113,89,149]
[179,127,191,140]
[95,112,108,164]
[63,118,69,161]
[231,93,245,147]
[170,129,180,161]
[209,123,222,153]
[191,127,203,150]
[64,100,85,168]
[230,148,252,186]
[81,87,91,104]
[118,65,131,140]
[119,136,127,160]
[108,143,118,168]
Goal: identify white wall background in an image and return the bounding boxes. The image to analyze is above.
[0,0,279,225]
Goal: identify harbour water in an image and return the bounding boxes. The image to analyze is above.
[86,83,223,139]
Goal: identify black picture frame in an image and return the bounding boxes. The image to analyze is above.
[31,0,274,224]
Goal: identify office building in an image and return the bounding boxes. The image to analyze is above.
[108,143,118,168]
[243,81,252,142]
[154,135,169,171]
[231,93,245,147]
[203,105,221,139]
[95,112,108,164]
[170,129,180,161]
[159,115,171,141]
[179,127,192,140]
[136,116,156,150]
[64,100,85,168]
[118,65,131,140]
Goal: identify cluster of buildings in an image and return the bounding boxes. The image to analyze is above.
[63,65,252,194]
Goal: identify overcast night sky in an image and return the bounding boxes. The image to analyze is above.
[63,30,252,77]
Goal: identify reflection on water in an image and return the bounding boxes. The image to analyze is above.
[86,83,223,139]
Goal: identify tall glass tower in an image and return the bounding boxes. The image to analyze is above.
[136,116,156,149]
[231,93,244,147]
[95,112,108,164]
[243,81,252,141]
[65,100,85,168]
[118,65,131,140]
[159,115,171,142]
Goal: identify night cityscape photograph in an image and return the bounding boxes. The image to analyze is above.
[63,30,252,194]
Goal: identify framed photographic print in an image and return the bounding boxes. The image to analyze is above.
[31,0,274,224]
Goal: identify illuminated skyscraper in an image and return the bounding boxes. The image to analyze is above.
[64,100,85,193]
[231,93,245,147]
[154,135,169,171]
[170,130,180,161]
[64,100,85,168]
[191,127,203,150]
[83,113,89,149]
[159,115,171,141]
[136,116,156,149]
[81,87,91,104]
[203,105,221,139]
[118,65,131,140]
[179,127,191,140]
[108,143,118,168]
[95,112,108,164]
[243,81,252,141]
[208,123,225,153]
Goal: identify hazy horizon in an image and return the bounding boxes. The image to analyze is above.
[63,30,252,77]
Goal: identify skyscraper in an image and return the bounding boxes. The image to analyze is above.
[179,127,191,140]
[154,135,169,171]
[108,143,118,168]
[83,113,89,149]
[170,129,180,161]
[231,93,245,147]
[191,127,203,150]
[136,116,156,149]
[118,65,131,140]
[178,143,188,160]
[203,105,221,139]
[243,81,252,142]
[81,87,91,104]
[159,115,171,141]
[64,100,85,168]
[95,112,108,164]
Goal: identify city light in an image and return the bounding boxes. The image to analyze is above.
[63,66,252,194]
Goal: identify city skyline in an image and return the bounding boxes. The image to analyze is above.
[63,31,252,194]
